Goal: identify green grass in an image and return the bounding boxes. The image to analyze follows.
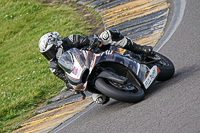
[0,0,101,132]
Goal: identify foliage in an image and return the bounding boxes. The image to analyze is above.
[0,0,98,132]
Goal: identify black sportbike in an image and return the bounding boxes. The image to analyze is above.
[58,47,174,103]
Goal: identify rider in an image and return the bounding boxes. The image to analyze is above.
[38,30,153,104]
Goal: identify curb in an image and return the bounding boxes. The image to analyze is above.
[79,0,169,48]
[35,91,92,114]
[13,98,93,133]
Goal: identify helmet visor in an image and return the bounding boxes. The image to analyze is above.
[42,45,57,61]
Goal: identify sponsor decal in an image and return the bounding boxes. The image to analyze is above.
[52,34,57,38]
[68,35,74,42]
[39,44,45,49]
[72,67,78,75]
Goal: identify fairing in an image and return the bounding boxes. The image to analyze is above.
[58,48,150,90]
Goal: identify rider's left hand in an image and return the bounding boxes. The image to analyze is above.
[88,37,101,52]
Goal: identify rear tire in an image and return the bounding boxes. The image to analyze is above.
[155,53,175,81]
[95,78,145,103]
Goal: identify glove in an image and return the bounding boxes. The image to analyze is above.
[88,37,102,52]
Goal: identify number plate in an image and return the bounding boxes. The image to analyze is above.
[143,66,160,89]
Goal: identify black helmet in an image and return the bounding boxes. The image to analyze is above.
[39,32,63,61]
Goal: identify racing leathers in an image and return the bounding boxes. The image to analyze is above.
[49,30,153,88]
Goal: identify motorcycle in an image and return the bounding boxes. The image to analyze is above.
[58,46,175,103]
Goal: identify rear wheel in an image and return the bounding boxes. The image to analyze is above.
[95,78,145,103]
[155,53,175,81]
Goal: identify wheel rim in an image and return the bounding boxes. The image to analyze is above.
[159,58,170,67]
[95,78,145,103]
[108,80,139,94]
[155,53,172,67]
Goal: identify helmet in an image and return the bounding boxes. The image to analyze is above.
[39,32,63,61]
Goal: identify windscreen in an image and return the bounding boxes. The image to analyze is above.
[58,51,74,73]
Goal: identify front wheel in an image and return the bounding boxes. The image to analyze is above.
[95,78,145,103]
[155,52,175,81]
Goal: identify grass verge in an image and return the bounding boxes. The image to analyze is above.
[0,0,102,132]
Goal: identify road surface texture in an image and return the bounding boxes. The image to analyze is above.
[53,0,200,133]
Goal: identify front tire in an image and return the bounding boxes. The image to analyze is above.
[155,53,175,81]
[95,78,145,103]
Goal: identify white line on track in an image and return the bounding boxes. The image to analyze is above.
[51,103,96,133]
[154,0,186,51]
